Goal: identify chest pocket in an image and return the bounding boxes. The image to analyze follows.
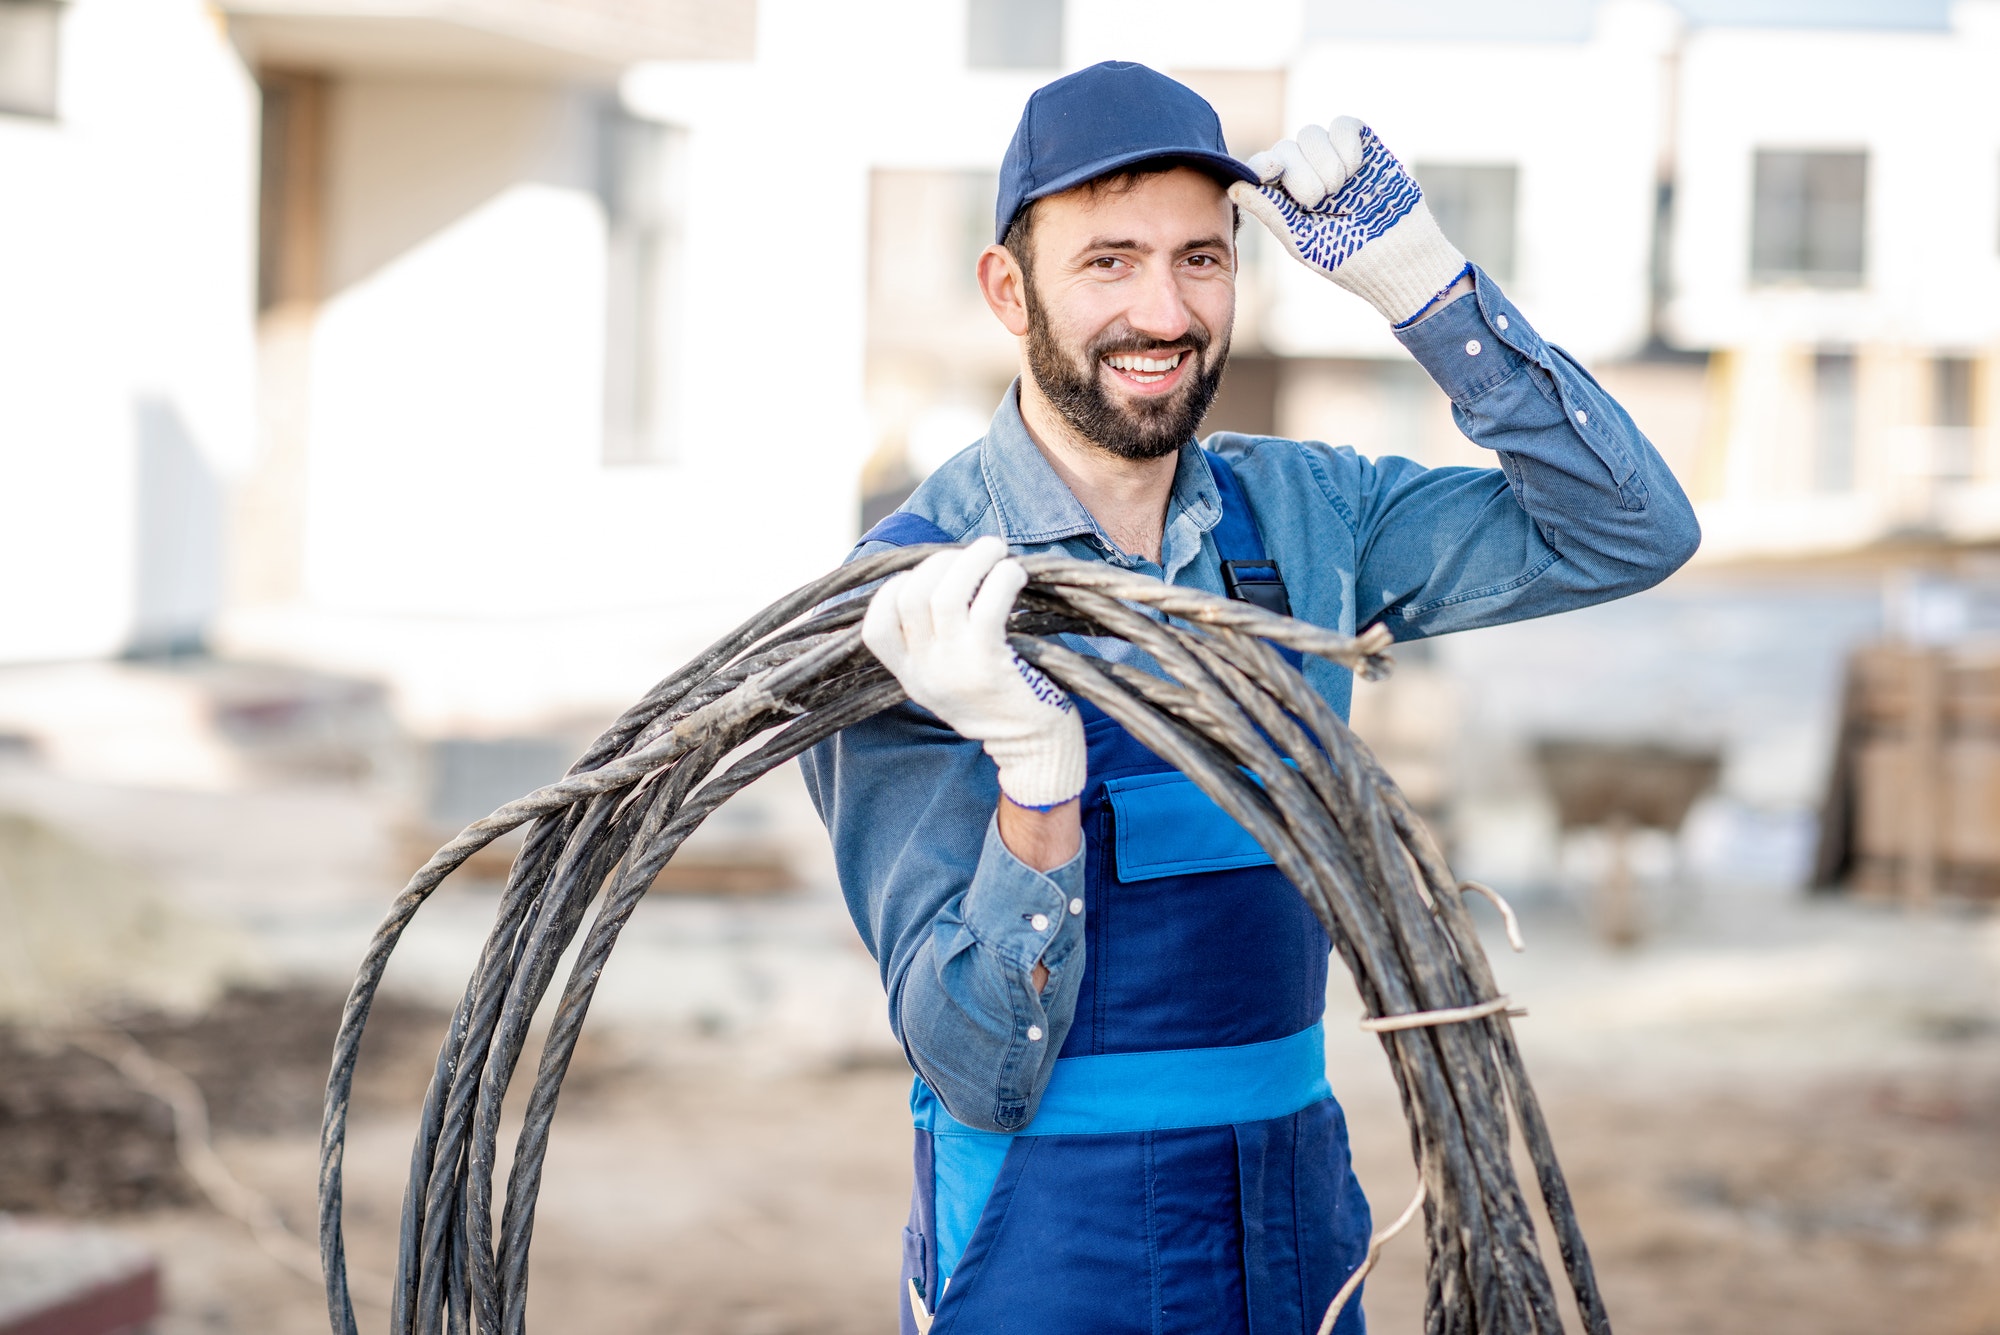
[1102,771,1277,883]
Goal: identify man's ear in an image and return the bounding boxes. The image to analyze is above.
[976,244,1031,338]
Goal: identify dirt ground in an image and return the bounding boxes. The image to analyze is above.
[7,956,1996,1335]
[3,757,1995,1335]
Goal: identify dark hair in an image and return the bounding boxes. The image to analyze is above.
[1001,161,1242,280]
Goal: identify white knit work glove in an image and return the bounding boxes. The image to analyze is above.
[1230,117,1469,326]
[862,536,1086,811]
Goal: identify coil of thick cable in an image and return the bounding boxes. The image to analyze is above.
[318,547,1612,1335]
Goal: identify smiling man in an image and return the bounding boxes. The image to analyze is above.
[803,61,1698,1335]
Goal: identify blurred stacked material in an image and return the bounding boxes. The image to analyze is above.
[1535,741,1721,947]
[0,1218,157,1335]
[1814,643,2000,905]
[0,660,401,794]
[0,812,254,1026]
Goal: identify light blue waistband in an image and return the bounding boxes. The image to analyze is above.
[914,1023,1331,1287]
[912,1020,1332,1139]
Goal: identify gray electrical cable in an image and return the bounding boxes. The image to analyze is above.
[318,547,1611,1335]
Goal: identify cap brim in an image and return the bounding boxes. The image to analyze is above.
[1021,148,1262,211]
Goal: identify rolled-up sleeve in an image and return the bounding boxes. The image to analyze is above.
[1347,266,1701,638]
[801,700,1085,1132]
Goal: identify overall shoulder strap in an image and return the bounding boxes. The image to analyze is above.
[1202,450,1295,622]
[853,510,955,552]
[1203,450,1266,565]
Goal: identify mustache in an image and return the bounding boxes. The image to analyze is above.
[1088,325,1213,362]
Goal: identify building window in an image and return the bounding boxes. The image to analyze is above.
[1933,354,1976,480]
[1813,351,1856,492]
[600,104,685,466]
[1751,150,1866,287]
[0,0,62,119]
[1935,356,1974,429]
[968,0,1063,70]
[1415,163,1517,284]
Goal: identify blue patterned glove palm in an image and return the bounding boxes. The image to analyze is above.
[1229,117,1470,327]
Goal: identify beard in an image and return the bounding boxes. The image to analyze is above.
[1024,283,1230,462]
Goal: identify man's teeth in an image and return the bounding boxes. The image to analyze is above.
[1106,352,1185,375]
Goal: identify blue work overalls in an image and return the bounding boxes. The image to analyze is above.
[864,452,1372,1335]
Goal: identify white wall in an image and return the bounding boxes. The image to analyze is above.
[1067,0,1306,72]
[1668,16,2000,350]
[0,0,256,662]
[303,78,607,628]
[224,42,884,729]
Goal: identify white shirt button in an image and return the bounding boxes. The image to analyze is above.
[1495,314,1509,331]
[1068,897,1084,915]
[1464,339,1481,356]
[1030,913,1049,932]
[1027,1025,1044,1041]
[1575,409,1589,425]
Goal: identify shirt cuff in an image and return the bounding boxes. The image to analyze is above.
[959,813,1086,972]
[1392,266,1537,407]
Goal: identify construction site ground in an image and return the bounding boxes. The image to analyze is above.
[2,762,1997,1334]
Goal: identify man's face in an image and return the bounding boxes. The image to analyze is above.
[1017,167,1236,461]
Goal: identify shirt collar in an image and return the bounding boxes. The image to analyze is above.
[977,381,1223,571]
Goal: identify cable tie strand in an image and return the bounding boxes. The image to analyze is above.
[1459,879,1526,952]
[1359,994,1525,1033]
[1316,1178,1428,1335]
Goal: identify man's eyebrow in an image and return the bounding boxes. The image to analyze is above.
[1179,234,1231,254]
[1074,236,1151,257]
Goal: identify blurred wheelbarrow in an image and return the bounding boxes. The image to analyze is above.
[1533,740,1721,947]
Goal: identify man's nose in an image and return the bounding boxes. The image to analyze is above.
[1124,263,1193,343]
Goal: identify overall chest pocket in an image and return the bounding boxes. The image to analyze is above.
[1101,771,1277,883]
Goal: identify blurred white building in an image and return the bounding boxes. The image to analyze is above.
[3,0,1996,745]
[0,0,785,732]
[1669,11,2000,559]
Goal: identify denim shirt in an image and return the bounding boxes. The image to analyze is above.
[801,269,1699,1133]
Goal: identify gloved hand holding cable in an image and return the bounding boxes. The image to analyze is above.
[1231,116,1472,327]
[862,536,1087,813]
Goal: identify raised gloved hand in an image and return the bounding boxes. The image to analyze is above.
[863,536,1086,811]
[1230,116,1469,326]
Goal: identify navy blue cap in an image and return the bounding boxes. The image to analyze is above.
[995,61,1260,244]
